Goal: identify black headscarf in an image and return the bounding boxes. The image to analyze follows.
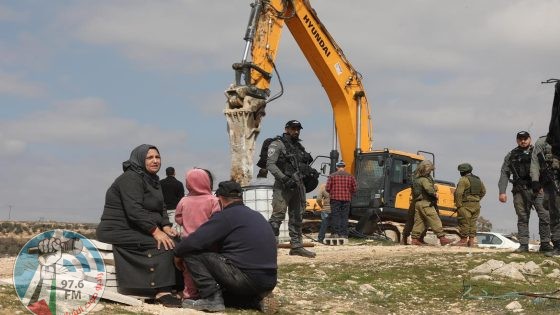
[122,144,161,188]
[546,82,560,156]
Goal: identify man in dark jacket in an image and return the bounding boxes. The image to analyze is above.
[174,181,277,312]
[160,166,185,210]
[160,166,185,233]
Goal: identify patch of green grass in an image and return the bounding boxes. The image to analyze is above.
[275,251,560,314]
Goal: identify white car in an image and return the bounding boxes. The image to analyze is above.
[476,232,539,251]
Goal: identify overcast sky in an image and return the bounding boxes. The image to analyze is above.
[1,1,559,236]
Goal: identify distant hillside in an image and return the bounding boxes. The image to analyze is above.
[0,220,98,256]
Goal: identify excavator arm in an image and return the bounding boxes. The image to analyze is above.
[225,0,373,186]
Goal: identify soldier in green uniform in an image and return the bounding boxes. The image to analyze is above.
[410,160,453,246]
[530,135,560,257]
[402,174,428,245]
[453,163,486,246]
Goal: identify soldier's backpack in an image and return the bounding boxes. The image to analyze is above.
[256,136,282,169]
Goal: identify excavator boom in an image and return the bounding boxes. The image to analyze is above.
[224,1,458,237]
[225,0,373,186]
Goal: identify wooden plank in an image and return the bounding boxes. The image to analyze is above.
[100,289,144,306]
[104,265,116,273]
[89,240,113,251]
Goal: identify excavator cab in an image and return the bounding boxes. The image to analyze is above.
[351,151,420,222]
[351,149,457,238]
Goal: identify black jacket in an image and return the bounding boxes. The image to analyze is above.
[174,201,277,271]
[97,169,171,248]
[160,176,185,210]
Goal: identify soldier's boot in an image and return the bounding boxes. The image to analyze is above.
[467,236,477,247]
[289,247,316,258]
[182,290,225,312]
[402,235,409,245]
[452,237,469,247]
[539,242,553,252]
[514,244,529,253]
[419,231,429,244]
[438,236,453,246]
[544,240,560,257]
[411,238,426,246]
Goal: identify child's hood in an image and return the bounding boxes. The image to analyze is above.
[186,169,212,195]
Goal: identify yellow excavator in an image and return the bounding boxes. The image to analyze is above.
[224,0,457,241]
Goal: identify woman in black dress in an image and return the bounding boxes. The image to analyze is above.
[97,144,180,307]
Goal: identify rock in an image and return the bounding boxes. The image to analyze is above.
[510,261,524,269]
[505,301,523,312]
[547,268,560,278]
[522,261,543,275]
[492,263,526,281]
[359,284,384,298]
[345,280,358,285]
[471,275,492,281]
[359,283,374,292]
[507,253,525,259]
[540,259,560,267]
[315,269,327,277]
[469,259,505,274]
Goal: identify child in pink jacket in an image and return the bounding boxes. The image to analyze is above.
[175,168,221,299]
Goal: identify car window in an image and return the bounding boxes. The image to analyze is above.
[490,235,503,245]
[477,234,490,244]
[477,234,503,245]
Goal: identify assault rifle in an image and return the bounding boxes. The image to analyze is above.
[508,158,530,193]
[538,151,560,193]
[287,153,307,210]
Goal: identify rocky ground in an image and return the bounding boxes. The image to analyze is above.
[0,242,493,315]
[1,241,559,315]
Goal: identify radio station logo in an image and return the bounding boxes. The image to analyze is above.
[13,229,107,315]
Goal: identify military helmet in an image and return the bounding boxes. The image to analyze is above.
[457,163,473,172]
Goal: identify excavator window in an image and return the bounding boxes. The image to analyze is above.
[352,156,385,209]
[355,158,384,190]
[391,160,405,184]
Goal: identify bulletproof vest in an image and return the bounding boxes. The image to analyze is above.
[464,174,483,197]
[412,176,435,201]
[276,135,311,175]
[508,146,532,181]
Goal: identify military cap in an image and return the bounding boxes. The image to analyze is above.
[516,131,530,139]
[215,180,243,198]
[457,163,473,172]
[285,120,303,129]
[336,161,346,167]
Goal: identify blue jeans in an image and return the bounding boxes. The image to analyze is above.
[318,211,330,241]
[330,200,351,237]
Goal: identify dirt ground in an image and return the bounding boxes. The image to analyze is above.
[0,243,499,315]
[0,242,489,279]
